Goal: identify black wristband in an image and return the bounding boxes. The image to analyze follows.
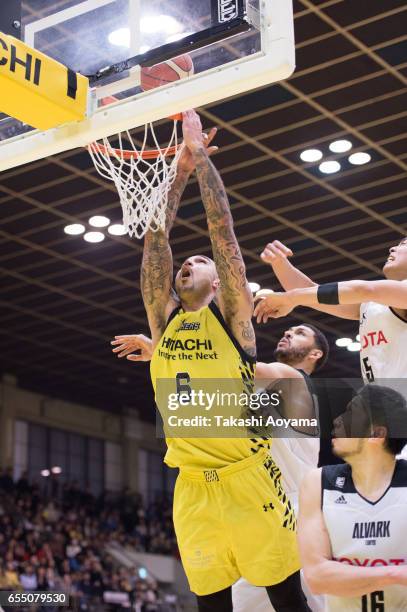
[317,282,339,305]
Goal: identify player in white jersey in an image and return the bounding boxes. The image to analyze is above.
[359,300,406,381]
[298,384,407,611]
[252,238,407,385]
[232,323,329,612]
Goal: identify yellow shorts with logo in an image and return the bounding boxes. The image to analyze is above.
[173,450,301,596]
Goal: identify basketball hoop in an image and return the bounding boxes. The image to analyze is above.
[88,102,184,239]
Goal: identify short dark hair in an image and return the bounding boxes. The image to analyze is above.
[302,324,330,371]
[357,385,407,455]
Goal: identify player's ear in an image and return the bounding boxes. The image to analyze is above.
[371,425,387,440]
[309,348,323,363]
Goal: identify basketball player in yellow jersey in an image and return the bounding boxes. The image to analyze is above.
[140,110,310,612]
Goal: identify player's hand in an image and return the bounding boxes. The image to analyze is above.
[111,334,153,361]
[178,127,218,173]
[253,292,295,323]
[261,241,293,265]
[182,109,209,154]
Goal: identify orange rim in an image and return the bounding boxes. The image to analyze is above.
[89,142,180,160]
[91,97,183,159]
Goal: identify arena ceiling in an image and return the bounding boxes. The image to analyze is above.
[1,0,406,418]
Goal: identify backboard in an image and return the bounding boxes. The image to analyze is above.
[0,0,295,170]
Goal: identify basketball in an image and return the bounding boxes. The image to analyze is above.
[140,54,194,91]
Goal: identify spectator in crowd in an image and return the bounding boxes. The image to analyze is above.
[5,561,21,589]
[0,469,177,611]
[19,564,38,591]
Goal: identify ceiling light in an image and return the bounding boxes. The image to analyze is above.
[319,160,341,174]
[108,27,130,47]
[348,152,371,165]
[64,223,85,235]
[329,139,352,153]
[108,224,127,236]
[84,231,105,243]
[335,337,352,347]
[249,282,260,293]
[41,470,50,477]
[89,215,110,228]
[347,341,361,352]
[300,149,323,162]
[140,15,181,35]
[51,466,62,474]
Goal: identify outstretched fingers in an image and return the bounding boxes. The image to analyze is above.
[261,240,293,264]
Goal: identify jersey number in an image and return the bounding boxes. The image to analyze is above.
[176,372,192,398]
[362,357,375,382]
[361,591,385,612]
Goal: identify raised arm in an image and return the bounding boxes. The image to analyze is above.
[182,110,255,357]
[261,240,311,289]
[261,241,359,320]
[298,469,407,597]
[254,278,407,323]
[141,127,218,345]
[141,168,189,345]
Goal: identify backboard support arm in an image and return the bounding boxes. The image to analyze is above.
[87,16,252,84]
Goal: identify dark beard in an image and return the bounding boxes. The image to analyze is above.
[273,345,310,366]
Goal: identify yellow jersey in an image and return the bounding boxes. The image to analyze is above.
[150,301,271,469]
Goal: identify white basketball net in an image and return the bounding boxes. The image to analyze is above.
[88,121,183,239]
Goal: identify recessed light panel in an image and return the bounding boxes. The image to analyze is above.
[108,224,127,236]
[319,160,341,174]
[89,215,110,228]
[348,152,371,165]
[336,338,352,347]
[329,139,352,153]
[84,231,105,243]
[300,149,323,162]
[64,223,85,235]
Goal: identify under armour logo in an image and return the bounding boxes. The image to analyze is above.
[263,502,274,512]
[334,495,347,504]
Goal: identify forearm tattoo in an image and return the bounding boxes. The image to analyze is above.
[141,169,189,333]
[194,148,255,356]
[164,168,190,235]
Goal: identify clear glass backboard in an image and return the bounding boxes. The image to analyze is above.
[0,0,295,170]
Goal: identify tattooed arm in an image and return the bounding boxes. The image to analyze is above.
[141,127,218,346]
[141,168,189,346]
[182,110,255,357]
